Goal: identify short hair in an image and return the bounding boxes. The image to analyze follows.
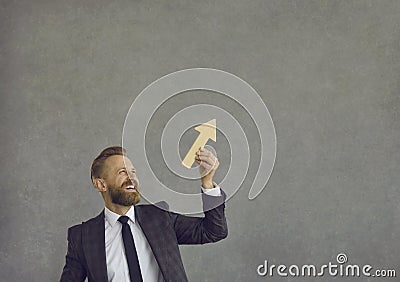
[90,146,126,181]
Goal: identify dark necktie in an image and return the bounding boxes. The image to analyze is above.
[118,216,143,282]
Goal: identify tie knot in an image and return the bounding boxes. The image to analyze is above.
[118,215,129,225]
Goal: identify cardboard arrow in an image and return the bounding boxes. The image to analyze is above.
[182,119,216,168]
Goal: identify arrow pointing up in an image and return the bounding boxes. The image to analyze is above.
[182,119,216,168]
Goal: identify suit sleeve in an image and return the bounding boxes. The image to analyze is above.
[171,189,228,244]
[60,225,87,282]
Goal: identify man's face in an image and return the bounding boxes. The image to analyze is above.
[102,155,141,206]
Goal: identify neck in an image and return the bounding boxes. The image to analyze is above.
[105,202,132,215]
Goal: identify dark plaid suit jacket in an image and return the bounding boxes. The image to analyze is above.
[60,191,227,282]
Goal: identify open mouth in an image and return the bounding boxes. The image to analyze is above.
[124,185,138,192]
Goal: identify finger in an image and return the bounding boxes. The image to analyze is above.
[200,159,218,171]
[200,160,212,169]
[197,155,216,167]
[199,163,213,176]
[197,149,211,157]
[197,150,214,160]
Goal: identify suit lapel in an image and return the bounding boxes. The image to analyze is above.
[82,210,108,282]
[135,205,169,280]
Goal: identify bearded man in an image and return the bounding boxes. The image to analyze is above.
[60,146,227,282]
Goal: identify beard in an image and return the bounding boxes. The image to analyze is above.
[107,182,140,206]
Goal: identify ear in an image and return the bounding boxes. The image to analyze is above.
[93,178,107,192]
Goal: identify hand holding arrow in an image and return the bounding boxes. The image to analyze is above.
[182,119,216,168]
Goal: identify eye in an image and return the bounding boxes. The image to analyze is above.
[119,169,126,175]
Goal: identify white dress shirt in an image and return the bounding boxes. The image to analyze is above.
[104,185,221,282]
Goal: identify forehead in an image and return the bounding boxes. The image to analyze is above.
[104,155,134,170]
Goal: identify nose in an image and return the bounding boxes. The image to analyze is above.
[127,171,136,182]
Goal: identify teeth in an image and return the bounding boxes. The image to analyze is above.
[127,185,135,189]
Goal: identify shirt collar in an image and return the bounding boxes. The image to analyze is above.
[104,205,136,227]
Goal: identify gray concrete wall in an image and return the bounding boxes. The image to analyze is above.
[1,1,399,281]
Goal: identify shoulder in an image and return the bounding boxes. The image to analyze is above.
[67,210,104,237]
[135,202,173,223]
[136,201,170,212]
[135,202,170,215]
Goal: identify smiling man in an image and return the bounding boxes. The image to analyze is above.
[60,146,227,282]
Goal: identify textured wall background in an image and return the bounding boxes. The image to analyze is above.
[1,1,399,281]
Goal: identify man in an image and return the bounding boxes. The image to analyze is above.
[60,146,227,282]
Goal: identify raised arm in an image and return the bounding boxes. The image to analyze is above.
[171,190,228,244]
